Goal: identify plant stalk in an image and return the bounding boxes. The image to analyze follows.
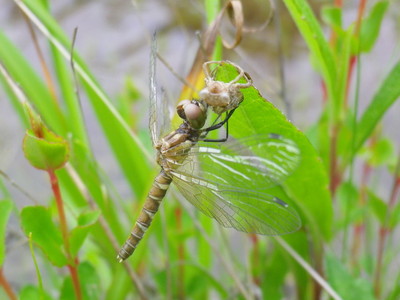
[374,155,400,298]
[48,169,82,300]
[0,268,17,300]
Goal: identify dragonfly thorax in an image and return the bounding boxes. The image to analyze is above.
[156,122,200,172]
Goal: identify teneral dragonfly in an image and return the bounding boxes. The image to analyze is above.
[117,44,301,262]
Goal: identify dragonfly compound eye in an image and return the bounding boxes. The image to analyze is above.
[176,99,207,129]
[185,102,207,129]
[176,99,191,120]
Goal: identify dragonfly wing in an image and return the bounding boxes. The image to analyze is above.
[167,134,300,191]
[171,173,300,235]
[149,34,159,145]
[168,133,301,235]
[149,34,172,145]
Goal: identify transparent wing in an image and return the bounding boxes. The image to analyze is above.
[172,176,300,235]
[149,34,170,145]
[167,134,300,191]
[168,133,301,235]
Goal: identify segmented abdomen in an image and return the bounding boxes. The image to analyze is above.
[117,171,172,262]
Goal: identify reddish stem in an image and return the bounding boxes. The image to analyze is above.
[0,268,17,300]
[345,56,357,104]
[345,0,366,103]
[355,0,367,37]
[351,163,372,266]
[48,170,69,251]
[374,176,400,298]
[48,170,82,300]
[329,0,343,45]
[328,0,367,194]
[250,234,260,286]
[175,207,185,300]
[329,124,341,196]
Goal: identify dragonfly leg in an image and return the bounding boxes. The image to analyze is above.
[202,110,234,142]
[203,109,236,132]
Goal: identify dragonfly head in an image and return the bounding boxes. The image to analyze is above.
[177,99,208,130]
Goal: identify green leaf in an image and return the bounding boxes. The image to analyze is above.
[337,181,360,223]
[69,211,100,256]
[16,0,151,197]
[21,206,68,267]
[322,6,342,29]
[19,285,53,300]
[388,202,400,229]
[359,1,389,53]
[368,190,400,228]
[360,137,395,167]
[326,255,376,300]
[281,232,313,299]
[216,64,333,240]
[23,129,69,170]
[261,247,289,300]
[23,107,69,170]
[80,262,101,300]
[0,199,13,265]
[60,262,100,300]
[28,232,44,298]
[185,264,228,299]
[355,61,400,153]
[282,0,336,104]
[0,31,66,134]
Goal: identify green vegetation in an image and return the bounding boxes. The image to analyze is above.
[0,0,399,299]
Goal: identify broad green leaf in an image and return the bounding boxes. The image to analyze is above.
[21,206,68,267]
[368,190,400,229]
[60,262,100,300]
[358,1,389,53]
[325,255,376,300]
[387,202,400,229]
[322,6,342,29]
[0,199,12,265]
[387,274,400,300]
[359,137,395,167]
[79,262,101,300]
[104,266,132,300]
[216,64,333,240]
[23,129,69,171]
[261,246,288,300]
[19,285,53,300]
[184,263,228,299]
[59,277,74,300]
[355,61,400,153]
[23,106,69,170]
[69,211,100,256]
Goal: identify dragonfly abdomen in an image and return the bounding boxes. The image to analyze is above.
[117,171,172,262]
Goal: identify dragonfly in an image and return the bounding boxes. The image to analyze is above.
[117,43,301,262]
